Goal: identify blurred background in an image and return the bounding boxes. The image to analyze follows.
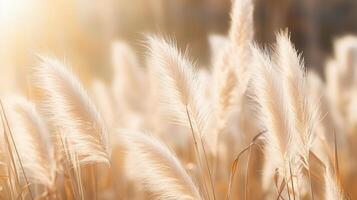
[1,0,357,93]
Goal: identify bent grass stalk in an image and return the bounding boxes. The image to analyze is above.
[226,131,264,200]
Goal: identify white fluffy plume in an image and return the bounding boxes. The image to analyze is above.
[121,131,202,200]
[213,0,254,99]
[229,0,254,47]
[33,57,111,166]
[275,32,320,165]
[147,36,212,136]
[3,95,55,186]
[208,0,255,152]
[258,32,322,198]
[250,44,295,178]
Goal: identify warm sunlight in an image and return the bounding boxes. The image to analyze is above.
[0,0,356,199]
[0,0,35,23]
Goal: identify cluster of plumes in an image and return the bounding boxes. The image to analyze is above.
[0,0,355,199]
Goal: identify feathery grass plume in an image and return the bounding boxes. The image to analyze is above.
[111,40,147,112]
[147,36,212,137]
[208,0,254,153]
[209,66,237,153]
[274,33,323,199]
[229,0,254,93]
[32,56,110,167]
[275,32,320,166]
[223,0,254,86]
[147,36,215,199]
[249,44,296,195]
[3,96,55,187]
[120,131,202,200]
[229,0,254,49]
[212,0,254,101]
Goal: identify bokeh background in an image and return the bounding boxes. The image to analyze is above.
[1,0,357,93]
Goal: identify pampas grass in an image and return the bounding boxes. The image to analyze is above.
[250,44,294,185]
[3,96,55,187]
[147,36,215,199]
[120,131,202,200]
[32,57,110,167]
[1,0,357,199]
[147,36,212,135]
